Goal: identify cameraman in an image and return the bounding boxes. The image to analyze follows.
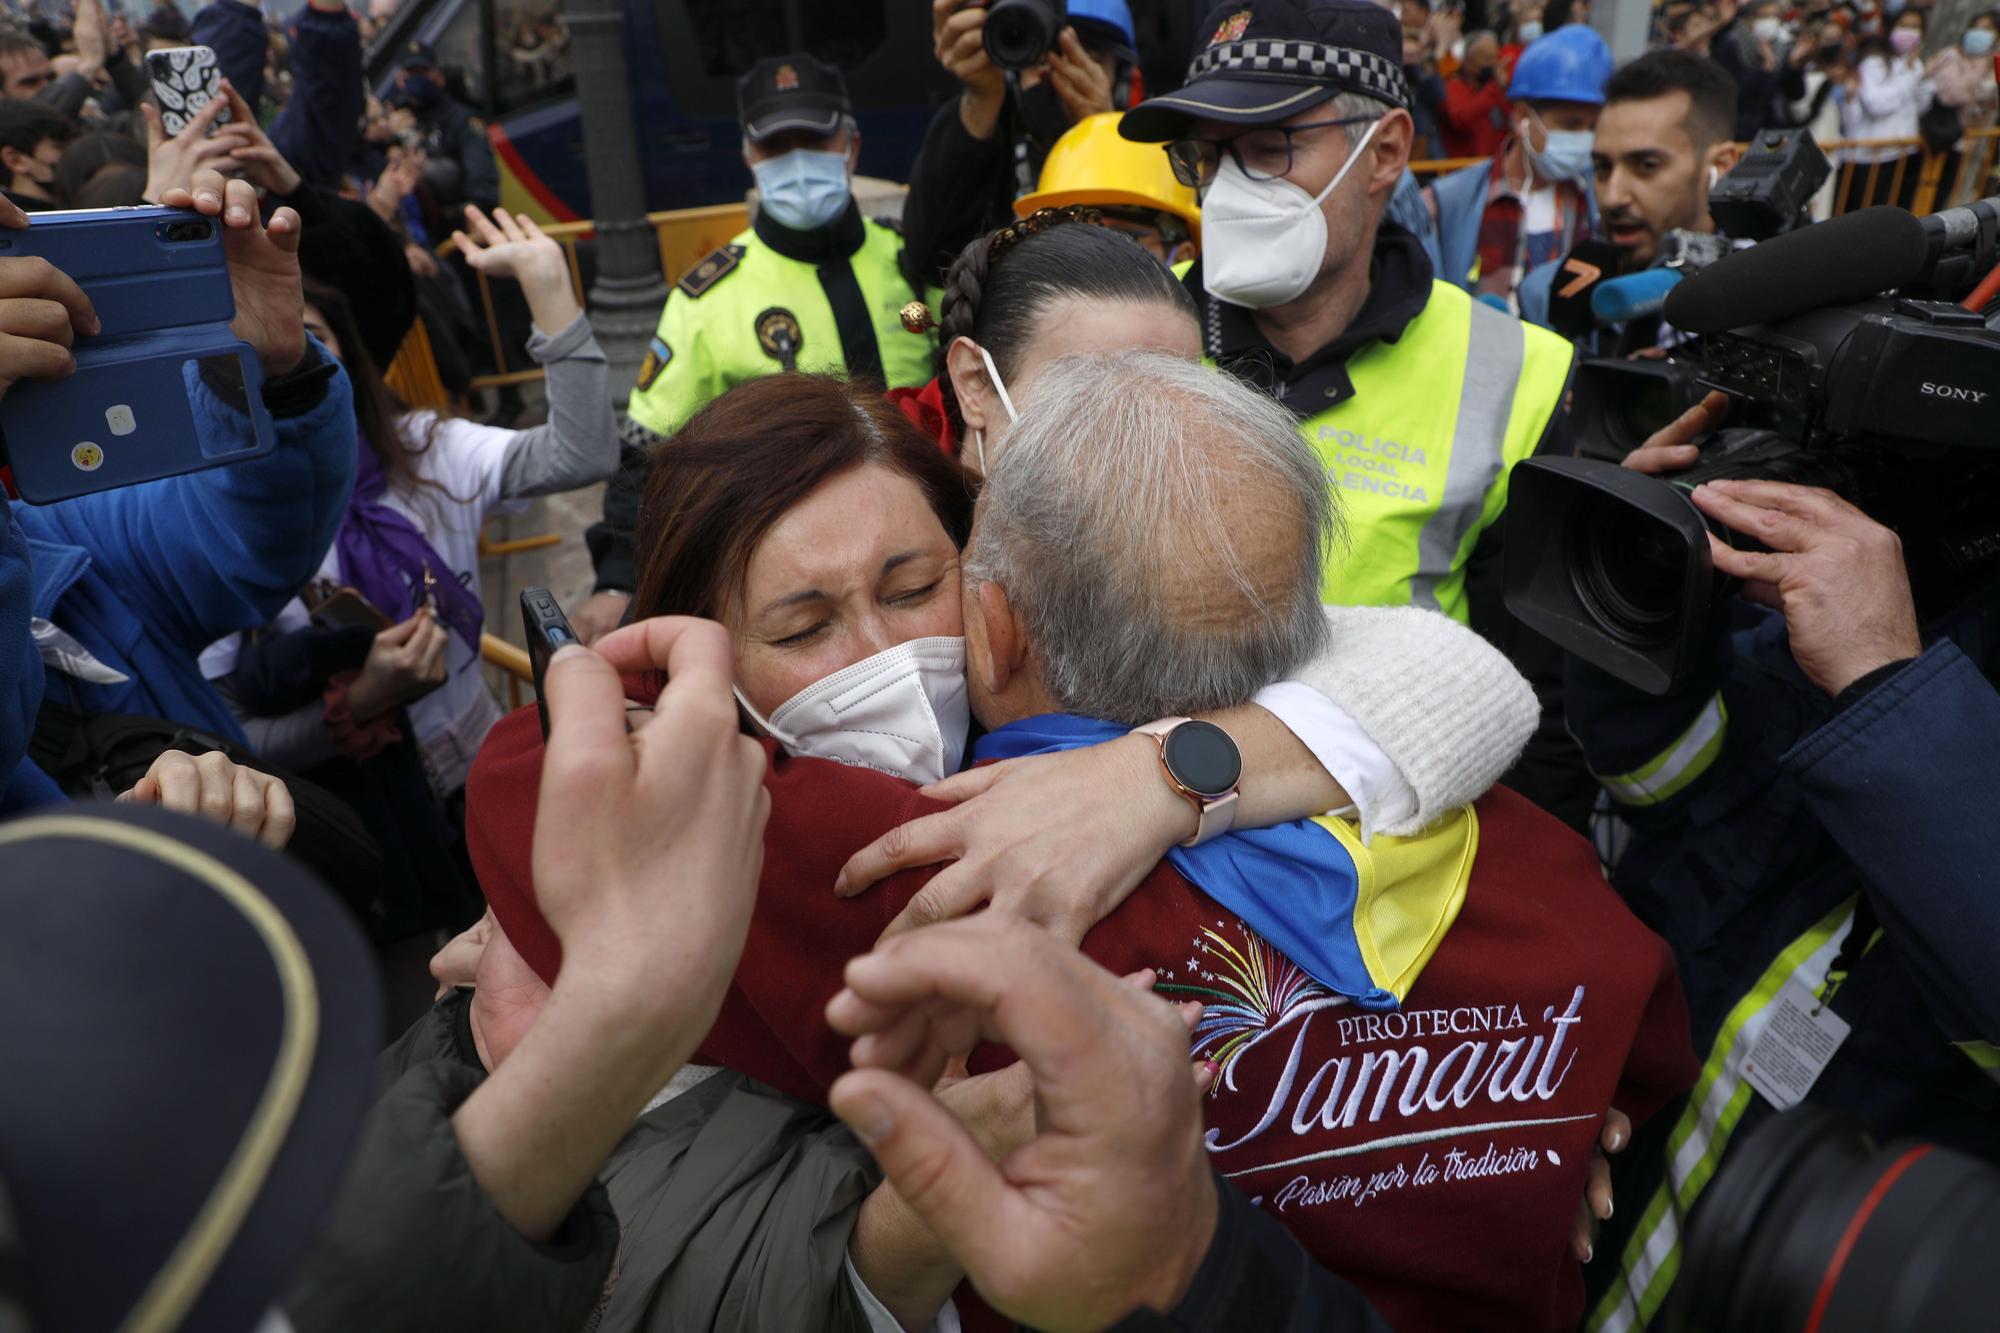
[900,0,1137,293]
[1571,421,2000,1329]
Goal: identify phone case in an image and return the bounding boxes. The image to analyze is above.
[521,588,578,740]
[0,207,274,503]
[145,45,233,137]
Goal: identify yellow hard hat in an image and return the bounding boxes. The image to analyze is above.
[1014,112,1201,243]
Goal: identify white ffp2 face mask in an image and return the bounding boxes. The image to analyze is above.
[736,636,970,786]
[1201,117,1385,310]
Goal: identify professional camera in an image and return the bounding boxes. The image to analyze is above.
[1672,1105,1999,1332]
[983,0,1066,70]
[1505,199,2000,694]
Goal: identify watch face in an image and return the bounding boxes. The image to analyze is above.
[1164,720,1242,798]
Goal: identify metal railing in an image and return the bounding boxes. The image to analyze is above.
[396,128,2000,402]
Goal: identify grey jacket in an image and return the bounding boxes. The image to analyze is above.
[295,993,882,1333]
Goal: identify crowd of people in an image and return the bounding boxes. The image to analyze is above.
[1,0,1997,1331]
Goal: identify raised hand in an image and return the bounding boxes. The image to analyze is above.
[1043,26,1114,123]
[450,206,584,338]
[140,95,253,205]
[217,78,303,196]
[826,919,1219,1332]
[160,168,308,376]
[934,0,1004,138]
[450,204,582,334]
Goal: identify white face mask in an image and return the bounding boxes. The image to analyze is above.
[1752,16,1782,41]
[1200,117,1385,309]
[735,636,970,786]
[962,338,1019,475]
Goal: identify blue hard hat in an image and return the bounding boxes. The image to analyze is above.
[1507,24,1614,105]
[1069,0,1137,53]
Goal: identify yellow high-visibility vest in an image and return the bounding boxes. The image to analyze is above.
[1304,280,1571,621]
[626,217,935,438]
[1194,272,1572,624]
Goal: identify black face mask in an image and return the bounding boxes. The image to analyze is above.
[1014,79,1071,147]
[401,73,442,109]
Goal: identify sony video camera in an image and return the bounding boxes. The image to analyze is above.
[1505,198,2000,695]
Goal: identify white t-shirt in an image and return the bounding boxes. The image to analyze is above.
[201,412,520,796]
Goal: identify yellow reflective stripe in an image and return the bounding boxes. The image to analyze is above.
[1956,1040,2000,1084]
[1586,897,1859,1333]
[1594,694,1728,807]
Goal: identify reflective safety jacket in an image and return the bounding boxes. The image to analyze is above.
[1188,223,1574,625]
[624,202,934,441]
[1567,596,2000,1333]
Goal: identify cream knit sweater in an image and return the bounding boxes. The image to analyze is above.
[1297,605,1540,835]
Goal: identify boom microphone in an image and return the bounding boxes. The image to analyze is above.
[1661,207,1929,334]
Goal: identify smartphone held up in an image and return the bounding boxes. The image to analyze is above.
[0,206,276,503]
[145,45,233,137]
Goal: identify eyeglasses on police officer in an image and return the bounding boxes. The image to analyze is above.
[1165,115,1377,189]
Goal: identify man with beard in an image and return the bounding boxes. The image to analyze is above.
[1588,49,1743,349]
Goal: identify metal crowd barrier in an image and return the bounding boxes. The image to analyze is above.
[397,128,2000,405]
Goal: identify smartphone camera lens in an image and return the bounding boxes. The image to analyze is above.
[157,220,213,244]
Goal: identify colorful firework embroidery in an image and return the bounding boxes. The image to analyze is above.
[1155,922,1351,1092]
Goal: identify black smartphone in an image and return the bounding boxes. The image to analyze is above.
[520,587,578,741]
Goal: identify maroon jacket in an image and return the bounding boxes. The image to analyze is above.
[469,705,1697,1333]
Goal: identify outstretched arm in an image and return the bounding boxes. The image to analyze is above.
[838,605,1536,944]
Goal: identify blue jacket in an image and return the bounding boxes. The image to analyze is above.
[1427,156,1594,330]
[1,489,46,807]
[192,0,270,112]
[3,347,355,813]
[1569,596,2000,1330]
[270,5,366,190]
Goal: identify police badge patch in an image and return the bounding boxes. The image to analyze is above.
[755,308,804,370]
[636,337,672,391]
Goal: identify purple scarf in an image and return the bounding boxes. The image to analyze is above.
[333,435,484,652]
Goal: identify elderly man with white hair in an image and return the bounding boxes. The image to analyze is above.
[471,350,1695,1330]
[659,351,1695,1331]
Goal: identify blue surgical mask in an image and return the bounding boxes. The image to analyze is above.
[751,148,851,232]
[1965,27,1996,55]
[1523,114,1594,182]
[1518,20,1544,42]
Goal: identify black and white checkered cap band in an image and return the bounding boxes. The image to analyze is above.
[1185,39,1410,111]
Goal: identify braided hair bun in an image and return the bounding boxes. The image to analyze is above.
[932,209,1196,439]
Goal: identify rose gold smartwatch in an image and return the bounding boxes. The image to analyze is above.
[1132,717,1242,847]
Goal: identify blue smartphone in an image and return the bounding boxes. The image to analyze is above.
[0,207,274,504]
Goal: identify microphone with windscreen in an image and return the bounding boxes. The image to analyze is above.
[1662,207,1930,334]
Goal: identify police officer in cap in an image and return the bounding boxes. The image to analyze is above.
[1121,0,1590,827]
[391,39,500,215]
[576,53,933,641]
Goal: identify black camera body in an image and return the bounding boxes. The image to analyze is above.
[1507,223,2000,695]
[984,0,1067,70]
